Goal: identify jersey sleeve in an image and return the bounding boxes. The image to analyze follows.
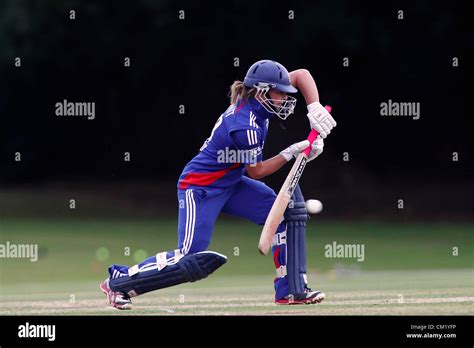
[229,129,263,165]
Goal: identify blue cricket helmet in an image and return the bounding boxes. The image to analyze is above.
[243,60,298,93]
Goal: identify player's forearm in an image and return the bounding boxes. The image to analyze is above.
[245,155,287,179]
[289,69,319,105]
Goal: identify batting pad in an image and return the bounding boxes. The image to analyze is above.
[109,251,227,297]
[284,185,308,295]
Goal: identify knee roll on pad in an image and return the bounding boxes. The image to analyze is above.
[285,184,307,220]
[109,251,227,297]
[284,201,308,221]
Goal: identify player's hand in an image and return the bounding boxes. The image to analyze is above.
[307,136,324,162]
[279,140,310,162]
[307,102,336,138]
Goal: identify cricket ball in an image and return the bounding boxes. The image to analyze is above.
[305,199,323,214]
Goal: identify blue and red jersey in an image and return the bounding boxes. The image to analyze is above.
[178,98,273,190]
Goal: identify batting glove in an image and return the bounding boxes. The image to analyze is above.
[307,136,324,162]
[280,140,310,162]
[307,102,337,138]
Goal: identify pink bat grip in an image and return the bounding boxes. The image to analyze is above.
[302,129,318,156]
[302,105,332,156]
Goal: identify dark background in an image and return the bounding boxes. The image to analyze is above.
[0,0,472,220]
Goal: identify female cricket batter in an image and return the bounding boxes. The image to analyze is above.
[100,60,336,309]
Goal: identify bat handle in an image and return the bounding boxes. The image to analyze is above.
[302,105,332,156]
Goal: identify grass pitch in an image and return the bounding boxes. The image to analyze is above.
[1,270,472,315]
[0,218,473,315]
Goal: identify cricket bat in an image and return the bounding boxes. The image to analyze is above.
[258,105,332,255]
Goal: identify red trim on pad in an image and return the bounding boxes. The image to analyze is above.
[273,246,281,268]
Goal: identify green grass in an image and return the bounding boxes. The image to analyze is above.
[0,218,472,284]
[0,217,472,315]
[0,270,472,315]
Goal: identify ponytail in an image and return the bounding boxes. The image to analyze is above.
[229,80,256,105]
